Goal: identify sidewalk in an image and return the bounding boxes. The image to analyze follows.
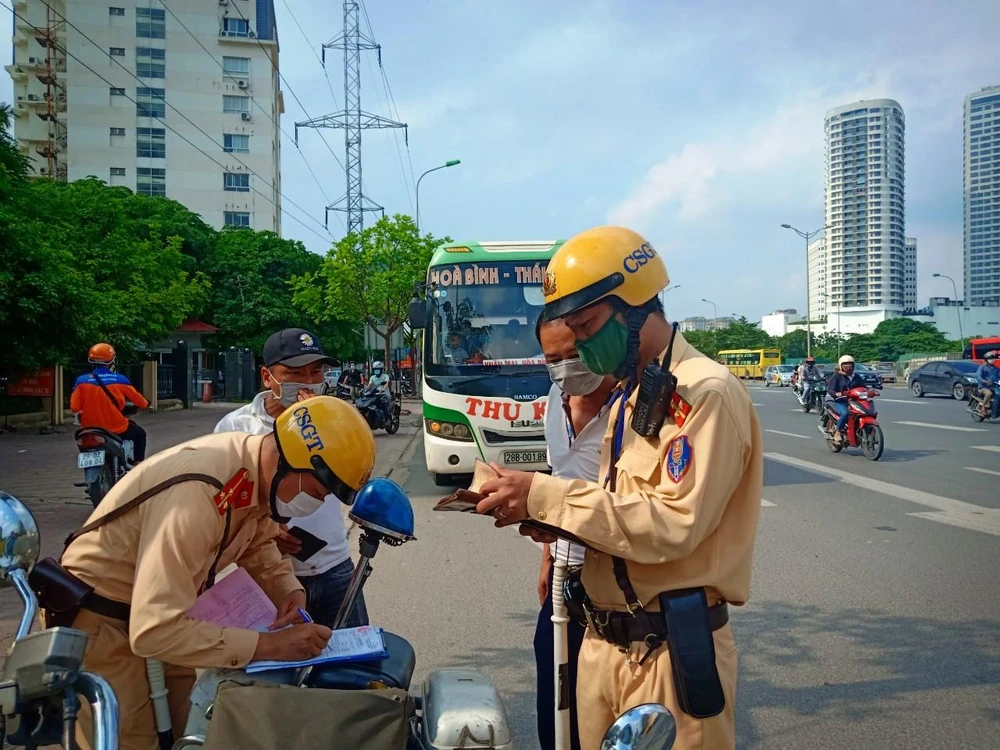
[0,400,422,652]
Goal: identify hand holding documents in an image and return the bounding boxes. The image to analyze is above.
[245,626,389,673]
[187,567,277,631]
[434,459,591,548]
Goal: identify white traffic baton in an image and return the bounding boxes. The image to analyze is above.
[551,550,571,750]
[146,658,174,749]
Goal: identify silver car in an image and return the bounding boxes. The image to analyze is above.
[765,365,796,387]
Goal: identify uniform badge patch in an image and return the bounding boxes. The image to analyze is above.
[213,469,254,515]
[670,392,692,427]
[666,436,692,483]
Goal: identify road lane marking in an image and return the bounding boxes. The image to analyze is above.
[761,499,777,507]
[752,403,763,407]
[765,452,1000,537]
[973,446,1000,453]
[893,421,986,432]
[765,429,811,439]
[966,466,1000,477]
[880,398,929,405]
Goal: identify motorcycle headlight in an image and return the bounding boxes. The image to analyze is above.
[965,377,977,384]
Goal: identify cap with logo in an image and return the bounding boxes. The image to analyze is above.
[263,328,334,368]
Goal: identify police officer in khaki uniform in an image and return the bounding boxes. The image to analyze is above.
[50,396,375,750]
[478,226,763,749]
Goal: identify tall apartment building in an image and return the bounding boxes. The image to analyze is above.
[904,237,917,311]
[5,0,282,232]
[807,236,827,320]
[824,99,906,310]
[964,85,1000,306]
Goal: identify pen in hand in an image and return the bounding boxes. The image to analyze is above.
[297,608,313,624]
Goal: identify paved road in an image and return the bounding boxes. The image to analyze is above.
[2,389,998,748]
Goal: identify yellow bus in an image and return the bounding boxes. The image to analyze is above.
[716,349,782,379]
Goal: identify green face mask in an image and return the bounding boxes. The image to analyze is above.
[576,315,630,376]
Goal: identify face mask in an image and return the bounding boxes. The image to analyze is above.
[576,315,631,376]
[546,358,605,396]
[268,372,325,407]
[276,474,325,518]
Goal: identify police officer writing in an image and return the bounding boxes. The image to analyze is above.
[477,226,763,750]
[37,396,375,750]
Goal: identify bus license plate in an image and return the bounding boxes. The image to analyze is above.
[78,451,105,469]
[503,450,547,465]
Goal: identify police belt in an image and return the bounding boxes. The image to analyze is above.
[81,592,131,623]
[584,600,728,650]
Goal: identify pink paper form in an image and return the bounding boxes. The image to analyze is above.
[186,567,277,631]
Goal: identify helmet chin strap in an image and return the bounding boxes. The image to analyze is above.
[268,459,293,523]
[614,299,658,390]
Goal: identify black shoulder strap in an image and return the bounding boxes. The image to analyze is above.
[64,472,224,548]
[91,370,124,412]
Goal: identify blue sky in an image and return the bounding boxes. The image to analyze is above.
[3,0,999,322]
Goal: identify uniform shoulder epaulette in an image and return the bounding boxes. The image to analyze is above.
[670,392,692,427]
[212,468,255,515]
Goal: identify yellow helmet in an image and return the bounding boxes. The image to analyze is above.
[273,396,375,505]
[543,226,669,320]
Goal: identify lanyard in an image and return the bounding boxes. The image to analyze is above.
[604,382,632,491]
[564,387,621,447]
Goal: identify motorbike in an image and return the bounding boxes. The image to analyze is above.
[0,491,121,750]
[74,427,134,508]
[818,387,885,461]
[355,385,401,434]
[324,382,355,401]
[967,387,999,422]
[796,376,827,413]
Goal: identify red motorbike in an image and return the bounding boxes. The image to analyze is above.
[818,386,884,461]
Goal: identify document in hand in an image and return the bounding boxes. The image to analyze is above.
[187,567,277,631]
[434,459,591,548]
[245,626,389,673]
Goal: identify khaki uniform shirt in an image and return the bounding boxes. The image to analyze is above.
[528,333,762,610]
[61,432,303,670]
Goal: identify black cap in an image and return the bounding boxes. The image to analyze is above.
[263,328,333,368]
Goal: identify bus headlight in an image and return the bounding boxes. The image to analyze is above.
[425,419,474,442]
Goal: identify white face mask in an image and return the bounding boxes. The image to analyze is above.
[546,358,605,396]
[268,372,325,407]
[277,474,325,518]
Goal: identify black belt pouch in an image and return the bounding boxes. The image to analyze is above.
[562,567,590,627]
[659,588,725,718]
[27,557,94,629]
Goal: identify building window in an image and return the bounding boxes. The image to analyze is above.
[110,167,126,176]
[223,133,250,153]
[109,7,125,16]
[110,47,125,56]
[137,167,166,196]
[222,17,250,37]
[136,87,165,117]
[136,47,166,78]
[136,7,165,39]
[110,127,126,136]
[222,95,250,114]
[136,127,166,158]
[110,87,125,96]
[224,211,251,228]
[224,172,250,192]
[223,56,250,75]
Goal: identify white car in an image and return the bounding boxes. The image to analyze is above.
[765,365,796,387]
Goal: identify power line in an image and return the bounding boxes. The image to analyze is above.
[1,0,332,243]
[278,0,341,113]
[153,0,334,210]
[359,0,414,213]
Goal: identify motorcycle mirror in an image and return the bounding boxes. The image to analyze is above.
[600,703,677,750]
[0,491,41,586]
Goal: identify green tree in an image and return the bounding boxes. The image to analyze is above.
[868,318,949,360]
[297,214,447,367]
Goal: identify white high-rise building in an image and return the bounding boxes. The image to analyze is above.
[824,99,906,311]
[807,236,828,320]
[964,85,1000,306]
[5,0,282,232]
[904,237,917,311]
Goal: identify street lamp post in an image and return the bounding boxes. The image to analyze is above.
[932,273,965,352]
[781,223,829,359]
[701,298,717,325]
[820,292,841,358]
[659,284,681,307]
[415,159,461,233]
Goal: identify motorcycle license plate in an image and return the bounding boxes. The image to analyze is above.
[503,450,547,465]
[78,451,105,469]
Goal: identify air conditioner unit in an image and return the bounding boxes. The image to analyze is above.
[219,30,228,37]
[27,94,38,101]
[248,30,256,38]
[17,95,24,101]
[237,79,248,89]
[219,0,228,4]
[28,56,37,63]
[240,112,251,121]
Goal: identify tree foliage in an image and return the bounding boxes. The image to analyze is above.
[297,214,446,366]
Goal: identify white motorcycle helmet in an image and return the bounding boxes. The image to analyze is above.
[838,355,855,368]
[373,360,385,376]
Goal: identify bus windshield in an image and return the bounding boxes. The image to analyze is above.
[425,260,548,375]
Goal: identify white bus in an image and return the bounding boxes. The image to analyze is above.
[408,240,564,485]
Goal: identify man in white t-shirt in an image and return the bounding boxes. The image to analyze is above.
[215,328,367,629]
[534,316,616,750]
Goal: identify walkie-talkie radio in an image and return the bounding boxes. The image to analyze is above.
[630,323,681,437]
